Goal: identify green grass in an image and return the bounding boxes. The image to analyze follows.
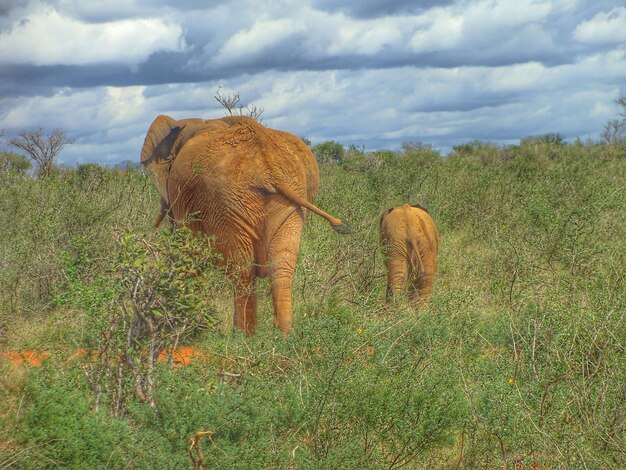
[0,141,624,468]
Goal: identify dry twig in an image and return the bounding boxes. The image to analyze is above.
[188,431,216,470]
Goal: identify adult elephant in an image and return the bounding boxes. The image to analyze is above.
[140,115,346,334]
[380,203,439,308]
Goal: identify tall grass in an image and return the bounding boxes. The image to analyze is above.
[0,141,624,468]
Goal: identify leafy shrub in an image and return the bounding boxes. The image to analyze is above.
[79,228,226,414]
[0,168,155,320]
[5,365,132,470]
[0,151,31,175]
[312,140,346,164]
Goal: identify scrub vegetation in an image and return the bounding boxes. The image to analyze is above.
[0,132,624,468]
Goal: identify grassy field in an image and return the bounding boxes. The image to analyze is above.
[0,139,624,469]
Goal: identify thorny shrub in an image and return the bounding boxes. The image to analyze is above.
[83,228,226,415]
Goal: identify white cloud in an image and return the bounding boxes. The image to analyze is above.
[0,88,104,129]
[573,49,626,80]
[204,0,560,68]
[487,62,547,92]
[245,56,623,149]
[327,16,406,55]
[410,10,464,52]
[0,86,148,131]
[458,0,552,50]
[0,6,185,66]
[213,18,305,65]
[574,7,626,45]
[97,86,148,126]
[408,0,553,54]
[252,70,347,125]
[464,0,552,30]
[211,11,417,66]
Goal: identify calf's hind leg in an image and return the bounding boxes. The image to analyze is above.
[408,252,437,309]
[385,255,409,302]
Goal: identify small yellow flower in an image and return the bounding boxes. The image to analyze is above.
[303,312,307,317]
[508,378,514,385]
[357,328,363,335]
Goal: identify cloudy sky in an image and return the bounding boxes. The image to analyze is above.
[1,0,625,165]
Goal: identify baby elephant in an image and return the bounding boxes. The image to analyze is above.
[380,203,439,308]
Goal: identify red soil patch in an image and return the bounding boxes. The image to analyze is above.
[67,348,93,361]
[0,347,204,368]
[0,350,49,367]
[157,347,203,366]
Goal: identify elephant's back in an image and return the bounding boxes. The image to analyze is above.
[216,119,319,201]
[169,119,319,234]
[406,207,438,252]
[266,127,319,202]
[182,118,317,190]
[382,205,438,245]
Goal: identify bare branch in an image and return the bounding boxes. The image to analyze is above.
[214,86,240,115]
[244,104,264,122]
[214,87,264,122]
[616,96,626,118]
[600,119,624,146]
[9,127,73,176]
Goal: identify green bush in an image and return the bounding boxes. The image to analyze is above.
[0,151,32,175]
[0,168,155,321]
[312,140,346,164]
[6,365,132,470]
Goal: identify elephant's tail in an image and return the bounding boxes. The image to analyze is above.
[273,181,349,233]
[408,238,425,278]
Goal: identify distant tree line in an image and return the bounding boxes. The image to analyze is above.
[2,95,624,177]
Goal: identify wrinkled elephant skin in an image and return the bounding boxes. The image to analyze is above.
[141,115,346,334]
[380,203,439,308]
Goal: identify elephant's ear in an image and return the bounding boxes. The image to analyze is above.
[140,115,183,165]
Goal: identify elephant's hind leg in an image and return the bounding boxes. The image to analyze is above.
[409,256,437,309]
[268,212,304,334]
[225,240,257,335]
[409,273,433,309]
[385,257,409,303]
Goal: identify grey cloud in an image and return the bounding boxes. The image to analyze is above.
[143,0,223,9]
[0,47,571,102]
[0,52,210,99]
[0,64,134,97]
[313,0,455,18]
[136,51,212,84]
[44,0,222,22]
[0,0,25,15]
[405,94,523,113]
[542,2,624,54]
